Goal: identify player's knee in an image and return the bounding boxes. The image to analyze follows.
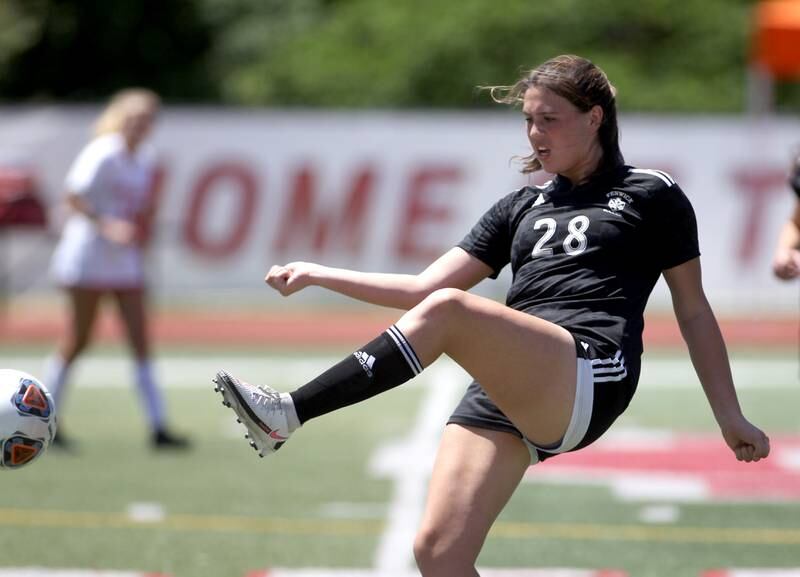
[63,336,90,360]
[413,526,441,572]
[129,341,149,359]
[413,524,469,575]
[418,287,468,321]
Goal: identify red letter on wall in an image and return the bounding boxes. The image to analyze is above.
[184,162,258,259]
[273,165,375,255]
[395,166,462,262]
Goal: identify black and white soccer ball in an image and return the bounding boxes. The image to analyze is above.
[0,369,57,469]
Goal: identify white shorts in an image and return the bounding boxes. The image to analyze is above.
[50,218,144,288]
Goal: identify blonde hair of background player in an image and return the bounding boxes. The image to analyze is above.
[93,88,160,137]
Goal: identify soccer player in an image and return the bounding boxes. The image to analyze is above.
[772,153,800,280]
[214,55,769,576]
[45,88,189,451]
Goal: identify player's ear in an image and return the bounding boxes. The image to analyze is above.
[589,105,604,131]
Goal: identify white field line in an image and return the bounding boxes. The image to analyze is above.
[368,361,466,574]
[0,356,795,390]
[126,502,166,523]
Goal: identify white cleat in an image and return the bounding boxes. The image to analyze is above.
[213,370,291,457]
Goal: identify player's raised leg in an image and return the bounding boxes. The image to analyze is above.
[214,320,421,456]
[215,287,577,457]
[396,287,577,446]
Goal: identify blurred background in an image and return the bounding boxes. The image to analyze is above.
[1,1,799,576]
[1,0,799,322]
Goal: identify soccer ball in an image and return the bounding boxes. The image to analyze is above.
[0,369,57,469]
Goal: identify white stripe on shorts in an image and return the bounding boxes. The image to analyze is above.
[591,350,627,382]
[524,355,594,464]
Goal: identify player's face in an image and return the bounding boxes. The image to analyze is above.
[122,106,157,151]
[523,86,603,183]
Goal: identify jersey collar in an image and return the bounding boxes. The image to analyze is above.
[550,162,628,197]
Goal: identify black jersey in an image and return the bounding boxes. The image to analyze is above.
[458,164,699,390]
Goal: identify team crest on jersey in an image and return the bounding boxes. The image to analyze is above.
[607,198,626,211]
[604,190,633,216]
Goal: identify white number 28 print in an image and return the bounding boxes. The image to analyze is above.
[532,215,590,257]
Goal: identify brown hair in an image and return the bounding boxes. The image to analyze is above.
[490,55,623,174]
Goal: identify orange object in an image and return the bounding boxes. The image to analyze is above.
[753,0,800,77]
[11,443,37,466]
[21,385,48,412]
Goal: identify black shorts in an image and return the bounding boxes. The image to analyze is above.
[447,334,636,464]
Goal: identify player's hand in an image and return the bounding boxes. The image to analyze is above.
[772,248,800,280]
[720,416,770,462]
[265,262,319,296]
[99,217,138,246]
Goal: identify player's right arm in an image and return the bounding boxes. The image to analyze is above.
[64,137,138,246]
[264,247,493,310]
[65,192,138,246]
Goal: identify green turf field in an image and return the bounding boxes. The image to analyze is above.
[1,345,799,577]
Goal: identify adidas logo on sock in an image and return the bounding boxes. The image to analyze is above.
[353,350,376,378]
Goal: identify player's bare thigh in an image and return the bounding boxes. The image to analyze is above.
[415,424,530,576]
[111,288,150,358]
[59,287,103,359]
[395,288,577,446]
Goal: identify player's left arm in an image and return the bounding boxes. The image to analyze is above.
[772,199,800,280]
[663,257,770,462]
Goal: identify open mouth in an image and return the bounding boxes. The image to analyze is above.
[536,147,551,159]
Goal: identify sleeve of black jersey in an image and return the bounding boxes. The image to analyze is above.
[651,182,701,271]
[456,192,516,279]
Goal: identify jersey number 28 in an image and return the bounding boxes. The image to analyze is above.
[532,216,589,257]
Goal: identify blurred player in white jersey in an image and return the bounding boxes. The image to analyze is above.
[46,88,189,451]
[772,152,800,280]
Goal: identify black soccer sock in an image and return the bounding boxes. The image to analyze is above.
[290,325,423,424]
